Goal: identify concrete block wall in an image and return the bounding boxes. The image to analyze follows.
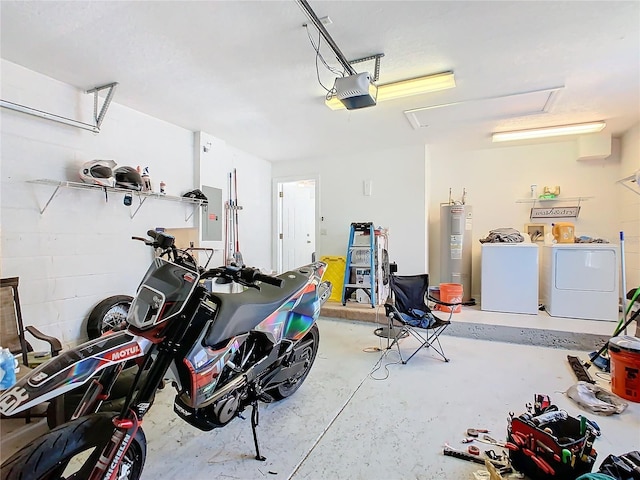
[0,60,272,348]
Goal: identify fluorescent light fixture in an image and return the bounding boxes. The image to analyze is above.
[325,71,455,110]
[492,121,606,142]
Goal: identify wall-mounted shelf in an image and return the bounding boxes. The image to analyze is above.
[515,196,593,204]
[28,179,206,220]
[516,196,593,219]
[616,173,640,196]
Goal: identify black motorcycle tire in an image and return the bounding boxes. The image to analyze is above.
[86,295,133,340]
[269,324,319,400]
[1,413,146,480]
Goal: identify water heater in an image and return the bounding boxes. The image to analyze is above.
[440,204,473,301]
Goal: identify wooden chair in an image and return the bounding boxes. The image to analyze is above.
[1,277,63,423]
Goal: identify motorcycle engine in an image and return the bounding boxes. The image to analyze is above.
[206,392,240,425]
[174,389,245,431]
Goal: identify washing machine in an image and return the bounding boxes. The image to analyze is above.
[541,244,619,321]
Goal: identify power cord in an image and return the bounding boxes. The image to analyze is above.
[369,348,401,381]
[303,24,344,94]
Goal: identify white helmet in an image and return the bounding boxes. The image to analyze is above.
[79,160,116,187]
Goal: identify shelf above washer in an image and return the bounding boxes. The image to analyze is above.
[515,196,593,204]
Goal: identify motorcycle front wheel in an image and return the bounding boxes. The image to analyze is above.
[1,414,146,480]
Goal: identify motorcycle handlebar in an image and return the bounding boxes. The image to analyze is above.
[253,272,284,288]
[202,266,283,288]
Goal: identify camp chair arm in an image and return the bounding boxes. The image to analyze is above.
[427,294,474,307]
[427,294,458,307]
[25,325,63,356]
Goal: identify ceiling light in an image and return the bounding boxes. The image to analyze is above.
[492,121,606,142]
[326,71,456,110]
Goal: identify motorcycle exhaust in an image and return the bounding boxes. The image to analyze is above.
[318,281,332,305]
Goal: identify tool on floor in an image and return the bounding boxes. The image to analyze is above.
[568,305,640,382]
[443,444,513,475]
[467,428,490,437]
[469,445,480,455]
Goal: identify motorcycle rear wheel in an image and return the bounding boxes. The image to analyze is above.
[1,413,146,480]
[269,324,319,400]
[86,295,133,339]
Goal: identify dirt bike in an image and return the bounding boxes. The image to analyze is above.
[0,230,331,480]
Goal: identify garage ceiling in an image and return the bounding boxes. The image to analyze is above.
[1,1,638,162]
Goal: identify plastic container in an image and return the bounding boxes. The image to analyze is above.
[609,335,640,402]
[320,256,346,303]
[552,222,575,243]
[436,283,463,313]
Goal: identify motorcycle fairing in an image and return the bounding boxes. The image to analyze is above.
[256,263,327,343]
[182,325,249,408]
[127,257,200,330]
[0,331,151,416]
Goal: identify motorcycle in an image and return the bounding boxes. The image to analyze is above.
[0,230,331,480]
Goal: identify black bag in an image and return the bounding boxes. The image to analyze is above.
[508,411,598,479]
[597,451,640,480]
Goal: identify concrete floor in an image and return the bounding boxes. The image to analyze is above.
[2,310,639,479]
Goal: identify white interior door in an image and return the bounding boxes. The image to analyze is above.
[279,179,316,272]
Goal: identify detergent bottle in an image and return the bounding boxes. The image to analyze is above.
[552,222,575,243]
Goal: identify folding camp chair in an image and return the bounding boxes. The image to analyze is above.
[380,274,462,364]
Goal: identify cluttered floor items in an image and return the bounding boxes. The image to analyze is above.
[444,394,638,480]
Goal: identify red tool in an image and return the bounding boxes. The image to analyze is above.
[468,445,480,455]
[503,442,519,452]
[523,448,556,475]
[510,432,528,447]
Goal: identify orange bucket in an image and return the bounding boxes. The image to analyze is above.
[436,283,463,313]
[609,335,640,403]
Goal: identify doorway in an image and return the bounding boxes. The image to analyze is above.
[275,178,317,273]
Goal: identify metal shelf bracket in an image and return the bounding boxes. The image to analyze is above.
[1,82,118,133]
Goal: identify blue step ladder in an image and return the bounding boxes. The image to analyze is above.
[342,222,376,308]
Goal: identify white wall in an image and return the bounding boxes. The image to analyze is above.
[272,145,427,275]
[618,123,640,292]
[427,138,624,298]
[194,132,272,273]
[0,60,272,347]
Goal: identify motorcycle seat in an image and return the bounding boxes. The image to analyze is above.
[204,269,310,347]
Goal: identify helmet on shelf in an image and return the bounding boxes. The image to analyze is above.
[79,160,116,187]
[182,189,208,202]
[114,166,143,191]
